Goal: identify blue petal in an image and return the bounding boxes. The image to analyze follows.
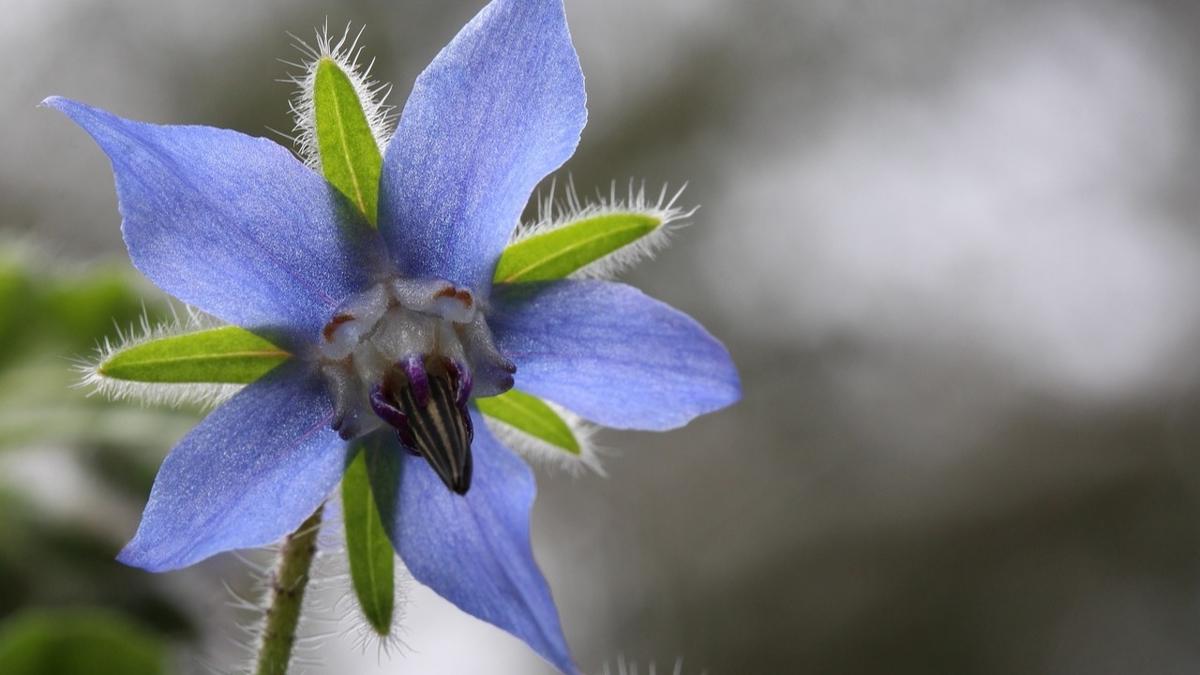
[490,280,741,430]
[118,361,349,571]
[378,0,587,295]
[366,416,576,674]
[45,97,383,350]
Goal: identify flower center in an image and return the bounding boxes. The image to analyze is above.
[317,279,515,494]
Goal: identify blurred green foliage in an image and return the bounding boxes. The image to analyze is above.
[0,246,203,673]
[0,249,200,452]
[0,253,140,364]
[0,608,167,675]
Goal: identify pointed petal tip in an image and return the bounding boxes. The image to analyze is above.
[113,544,139,568]
[662,352,743,429]
[371,421,577,673]
[493,280,743,431]
[379,0,588,292]
[40,96,90,117]
[115,541,173,573]
[117,527,203,573]
[48,94,381,346]
[40,97,116,138]
[715,351,744,403]
[41,97,101,125]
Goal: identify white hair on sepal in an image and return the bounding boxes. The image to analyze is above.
[515,177,699,280]
[320,489,413,657]
[74,304,246,410]
[280,19,396,169]
[480,399,610,477]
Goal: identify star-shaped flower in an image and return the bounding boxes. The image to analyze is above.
[46,1,739,672]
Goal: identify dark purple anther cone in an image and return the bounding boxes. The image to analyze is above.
[369,385,418,451]
[371,366,474,494]
[402,354,430,406]
[443,358,474,408]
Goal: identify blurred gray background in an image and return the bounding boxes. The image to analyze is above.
[5,0,1200,673]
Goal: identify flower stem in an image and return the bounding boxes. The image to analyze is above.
[254,506,323,675]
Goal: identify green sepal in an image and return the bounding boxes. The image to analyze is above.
[342,450,395,636]
[493,212,662,284]
[313,57,383,224]
[99,326,289,384]
[475,389,581,455]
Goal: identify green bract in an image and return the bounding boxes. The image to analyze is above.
[341,451,395,635]
[313,58,382,225]
[494,212,661,283]
[475,389,581,456]
[99,326,288,384]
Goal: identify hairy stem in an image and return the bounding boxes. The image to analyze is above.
[254,506,323,675]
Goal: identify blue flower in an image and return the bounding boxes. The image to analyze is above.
[46,0,739,672]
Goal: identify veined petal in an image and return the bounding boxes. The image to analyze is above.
[366,416,576,674]
[490,280,741,430]
[45,97,383,350]
[378,0,587,295]
[118,361,350,572]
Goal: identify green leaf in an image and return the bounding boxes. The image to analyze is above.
[475,389,581,455]
[314,57,383,225]
[342,450,394,636]
[99,326,289,384]
[0,608,167,675]
[493,212,662,284]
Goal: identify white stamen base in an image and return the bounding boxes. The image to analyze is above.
[318,278,513,440]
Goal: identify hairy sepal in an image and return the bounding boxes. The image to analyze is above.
[342,450,396,636]
[80,312,289,409]
[476,390,603,475]
[495,180,695,284]
[313,57,383,223]
[284,22,393,185]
